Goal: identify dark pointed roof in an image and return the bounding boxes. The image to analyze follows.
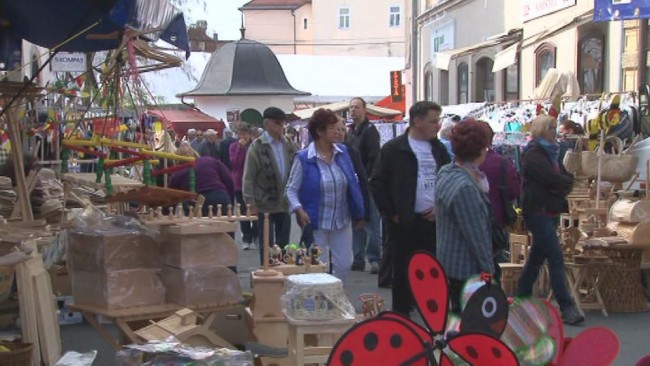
[178,39,310,97]
[240,0,311,10]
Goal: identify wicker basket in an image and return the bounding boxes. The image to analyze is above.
[281,273,354,320]
[581,137,638,182]
[563,138,584,175]
[0,342,33,366]
[598,247,648,313]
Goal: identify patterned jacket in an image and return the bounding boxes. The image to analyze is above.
[242,133,297,213]
[435,163,494,281]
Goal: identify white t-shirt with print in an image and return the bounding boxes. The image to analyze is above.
[408,136,437,213]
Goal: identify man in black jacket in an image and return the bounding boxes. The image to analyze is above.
[370,101,451,317]
[349,97,382,273]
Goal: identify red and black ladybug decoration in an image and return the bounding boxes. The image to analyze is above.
[327,251,519,366]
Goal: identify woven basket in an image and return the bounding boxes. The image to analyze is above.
[0,342,33,366]
[581,137,638,182]
[563,138,583,175]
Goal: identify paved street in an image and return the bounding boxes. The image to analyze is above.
[61,224,650,365]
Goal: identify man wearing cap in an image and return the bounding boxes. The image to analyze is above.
[197,129,220,160]
[243,107,297,265]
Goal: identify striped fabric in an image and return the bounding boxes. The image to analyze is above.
[435,164,494,280]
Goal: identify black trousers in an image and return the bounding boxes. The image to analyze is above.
[235,191,258,243]
[389,215,437,317]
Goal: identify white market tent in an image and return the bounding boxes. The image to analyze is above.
[291,101,403,120]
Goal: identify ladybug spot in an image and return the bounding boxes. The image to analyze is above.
[340,350,354,365]
[466,346,479,359]
[363,332,379,351]
[390,334,402,348]
[430,267,439,278]
[415,269,424,280]
[427,299,438,313]
[492,346,502,358]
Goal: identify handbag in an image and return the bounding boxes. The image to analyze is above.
[499,157,517,226]
[581,136,638,182]
[562,138,583,175]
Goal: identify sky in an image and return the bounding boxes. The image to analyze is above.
[181,0,249,41]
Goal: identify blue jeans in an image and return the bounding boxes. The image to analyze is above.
[352,196,381,266]
[518,213,575,311]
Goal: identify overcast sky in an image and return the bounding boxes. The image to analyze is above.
[182,0,249,41]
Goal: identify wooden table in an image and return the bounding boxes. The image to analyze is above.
[69,301,241,351]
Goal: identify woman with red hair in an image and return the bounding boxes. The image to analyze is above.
[435,118,494,313]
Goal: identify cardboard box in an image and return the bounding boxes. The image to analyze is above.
[49,264,72,296]
[162,265,242,307]
[68,231,160,271]
[161,232,238,268]
[71,269,165,310]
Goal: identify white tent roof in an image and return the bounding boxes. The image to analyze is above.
[291,101,403,120]
[143,52,405,103]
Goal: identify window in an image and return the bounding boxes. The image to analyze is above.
[504,57,520,102]
[535,43,556,86]
[457,62,469,104]
[389,6,401,27]
[424,65,433,101]
[339,7,350,29]
[475,57,495,102]
[578,33,605,94]
[303,18,308,30]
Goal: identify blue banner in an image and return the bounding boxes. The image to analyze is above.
[594,0,650,21]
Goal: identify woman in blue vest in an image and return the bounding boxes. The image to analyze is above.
[286,108,365,286]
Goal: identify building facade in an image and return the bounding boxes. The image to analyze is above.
[406,0,625,107]
[240,0,405,57]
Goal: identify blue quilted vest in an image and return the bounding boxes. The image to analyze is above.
[297,144,365,230]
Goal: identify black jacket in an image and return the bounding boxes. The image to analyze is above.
[370,133,451,224]
[522,140,573,214]
[344,138,371,221]
[350,119,380,177]
[219,137,236,169]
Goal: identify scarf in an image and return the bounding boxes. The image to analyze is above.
[533,137,560,169]
[457,162,490,193]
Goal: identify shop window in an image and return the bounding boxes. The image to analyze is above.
[535,43,556,85]
[303,18,308,30]
[457,62,468,104]
[475,57,495,102]
[578,33,605,94]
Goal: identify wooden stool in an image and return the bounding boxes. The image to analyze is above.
[565,258,609,317]
[285,314,355,366]
[499,263,523,297]
[509,233,530,264]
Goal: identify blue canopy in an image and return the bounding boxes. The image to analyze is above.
[0,0,190,57]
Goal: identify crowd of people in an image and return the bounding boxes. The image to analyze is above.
[167,97,585,326]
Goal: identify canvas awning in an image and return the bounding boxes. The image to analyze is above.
[0,0,190,57]
[147,109,225,138]
[291,101,403,120]
[492,43,519,72]
[434,31,521,70]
